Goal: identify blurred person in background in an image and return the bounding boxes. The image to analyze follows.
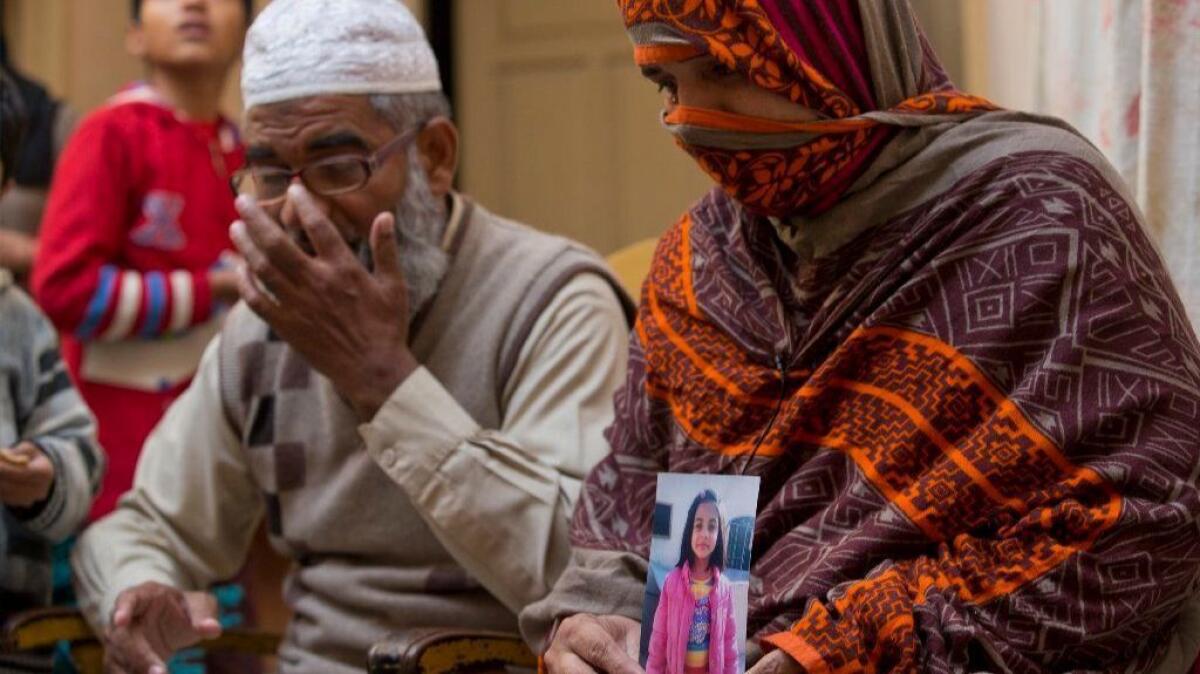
[31,0,250,522]
[0,33,78,283]
[1,66,105,674]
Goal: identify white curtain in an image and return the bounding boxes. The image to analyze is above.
[971,0,1200,334]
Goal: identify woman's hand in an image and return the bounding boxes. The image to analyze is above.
[747,650,804,674]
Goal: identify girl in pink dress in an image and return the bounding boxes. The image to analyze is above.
[647,490,739,674]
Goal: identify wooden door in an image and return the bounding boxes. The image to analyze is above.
[454,0,712,255]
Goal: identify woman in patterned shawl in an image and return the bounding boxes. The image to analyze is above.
[523,1,1200,673]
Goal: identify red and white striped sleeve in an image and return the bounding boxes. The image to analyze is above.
[32,112,216,341]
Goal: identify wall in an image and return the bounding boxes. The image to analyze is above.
[1,0,424,117]
[960,0,1042,109]
[2,0,1031,120]
[2,0,1034,251]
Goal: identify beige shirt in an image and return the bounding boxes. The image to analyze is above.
[71,269,629,633]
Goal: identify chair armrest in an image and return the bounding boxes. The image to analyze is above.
[369,628,536,674]
[2,606,279,657]
[2,606,96,652]
[206,629,281,657]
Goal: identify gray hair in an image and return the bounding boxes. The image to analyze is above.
[368,91,452,132]
[353,91,453,319]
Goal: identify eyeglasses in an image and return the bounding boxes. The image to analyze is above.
[231,126,421,205]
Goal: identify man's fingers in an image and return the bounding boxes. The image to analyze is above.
[146,591,204,654]
[236,257,283,323]
[369,212,403,281]
[185,591,223,639]
[102,659,133,674]
[192,617,222,640]
[234,195,310,274]
[229,220,272,277]
[230,220,297,302]
[106,626,167,674]
[112,589,145,628]
[289,184,354,262]
[106,582,207,672]
[103,648,135,674]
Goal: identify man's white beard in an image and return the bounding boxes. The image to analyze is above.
[358,144,451,322]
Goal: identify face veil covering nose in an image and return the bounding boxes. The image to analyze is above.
[661,104,889,218]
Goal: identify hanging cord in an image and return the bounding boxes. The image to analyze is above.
[740,353,788,476]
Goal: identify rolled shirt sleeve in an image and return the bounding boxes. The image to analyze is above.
[71,337,263,630]
[2,281,105,542]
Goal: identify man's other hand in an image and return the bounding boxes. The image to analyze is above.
[104,582,221,674]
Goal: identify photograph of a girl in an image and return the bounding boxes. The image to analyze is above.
[643,482,755,674]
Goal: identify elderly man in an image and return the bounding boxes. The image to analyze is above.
[71,1,631,672]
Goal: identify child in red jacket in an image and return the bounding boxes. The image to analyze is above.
[33,0,251,520]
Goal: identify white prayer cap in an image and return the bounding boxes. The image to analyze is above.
[241,0,441,110]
